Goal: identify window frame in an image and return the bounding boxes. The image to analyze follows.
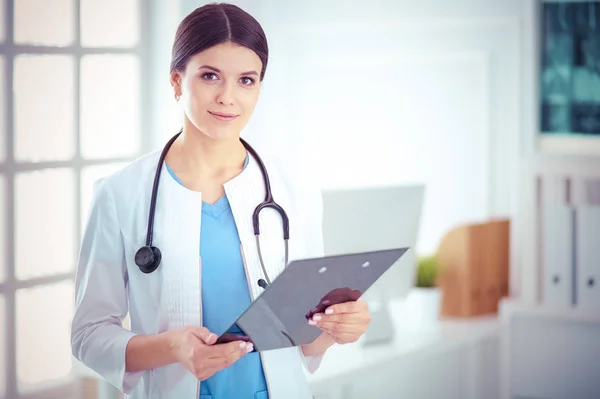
[0,0,152,397]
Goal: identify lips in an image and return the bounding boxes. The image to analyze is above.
[208,111,238,121]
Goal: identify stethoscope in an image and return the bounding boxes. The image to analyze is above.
[134,131,289,289]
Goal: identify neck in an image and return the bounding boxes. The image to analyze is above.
[172,127,247,178]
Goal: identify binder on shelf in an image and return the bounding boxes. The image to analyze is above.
[540,202,575,308]
[539,175,574,308]
[575,206,600,310]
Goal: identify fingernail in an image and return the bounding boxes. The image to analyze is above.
[308,319,317,326]
[239,342,246,349]
[313,315,322,321]
[325,308,334,315]
[245,343,254,353]
[208,334,216,341]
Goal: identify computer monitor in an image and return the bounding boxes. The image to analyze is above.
[321,184,425,344]
[321,184,425,303]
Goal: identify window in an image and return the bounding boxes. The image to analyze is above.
[0,0,150,397]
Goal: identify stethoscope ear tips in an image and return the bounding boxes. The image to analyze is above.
[135,245,162,274]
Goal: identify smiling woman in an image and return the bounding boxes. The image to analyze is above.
[70,3,373,399]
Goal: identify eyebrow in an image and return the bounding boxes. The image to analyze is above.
[198,64,259,77]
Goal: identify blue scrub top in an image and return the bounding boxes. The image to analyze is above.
[166,156,269,399]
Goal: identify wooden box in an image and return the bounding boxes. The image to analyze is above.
[436,219,510,317]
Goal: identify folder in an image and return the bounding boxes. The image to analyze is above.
[540,175,574,308]
[575,206,600,310]
[216,248,409,351]
[540,203,575,308]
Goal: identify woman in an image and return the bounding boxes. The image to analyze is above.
[71,3,371,398]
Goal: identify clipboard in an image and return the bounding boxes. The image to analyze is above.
[216,247,409,352]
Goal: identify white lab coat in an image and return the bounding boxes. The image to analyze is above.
[71,146,325,399]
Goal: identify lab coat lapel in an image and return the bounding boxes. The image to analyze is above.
[225,157,300,300]
[225,156,265,301]
[153,163,203,329]
[225,154,314,399]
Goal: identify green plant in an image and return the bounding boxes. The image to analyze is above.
[415,255,439,288]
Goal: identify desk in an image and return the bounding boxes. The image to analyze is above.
[308,299,500,399]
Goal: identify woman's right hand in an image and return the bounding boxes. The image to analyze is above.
[169,326,253,380]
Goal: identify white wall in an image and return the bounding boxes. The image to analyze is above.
[160,0,529,292]
[146,0,182,148]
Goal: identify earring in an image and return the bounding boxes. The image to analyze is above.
[174,93,180,101]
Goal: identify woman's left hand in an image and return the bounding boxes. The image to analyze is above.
[308,300,371,344]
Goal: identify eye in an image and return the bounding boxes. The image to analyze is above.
[201,72,218,81]
[240,76,255,86]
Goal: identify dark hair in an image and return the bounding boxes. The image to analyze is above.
[170,3,269,81]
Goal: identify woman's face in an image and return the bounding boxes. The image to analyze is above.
[171,42,263,141]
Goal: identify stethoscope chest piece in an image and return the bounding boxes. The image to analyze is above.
[135,245,162,274]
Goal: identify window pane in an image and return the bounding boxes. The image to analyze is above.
[0,175,5,284]
[15,169,76,280]
[80,55,140,159]
[0,57,5,162]
[14,0,74,46]
[0,295,5,397]
[16,281,74,388]
[80,162,128,234]
[0,0,5,43]
[81,0,139,47]
[14,55,75,162]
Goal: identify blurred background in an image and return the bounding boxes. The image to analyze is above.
[0,0,599,398]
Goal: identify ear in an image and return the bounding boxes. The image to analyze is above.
[170,71,182,97]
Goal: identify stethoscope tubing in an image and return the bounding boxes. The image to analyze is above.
[136,130,289,287]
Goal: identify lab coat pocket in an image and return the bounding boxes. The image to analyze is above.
[254,390,269,399]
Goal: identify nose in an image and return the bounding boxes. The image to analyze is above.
[216,81,235,106]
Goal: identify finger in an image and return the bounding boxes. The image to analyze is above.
[325,300,368,315]
[190,327,217,345]
[191,341,252,379]
[317,320,365,334]
[309,313,368,325]
[204,341,253,371]
[330,331,361,344]
[207,340,253,360]
[202,350,243,371]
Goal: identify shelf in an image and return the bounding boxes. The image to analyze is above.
[499,298,600,324]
